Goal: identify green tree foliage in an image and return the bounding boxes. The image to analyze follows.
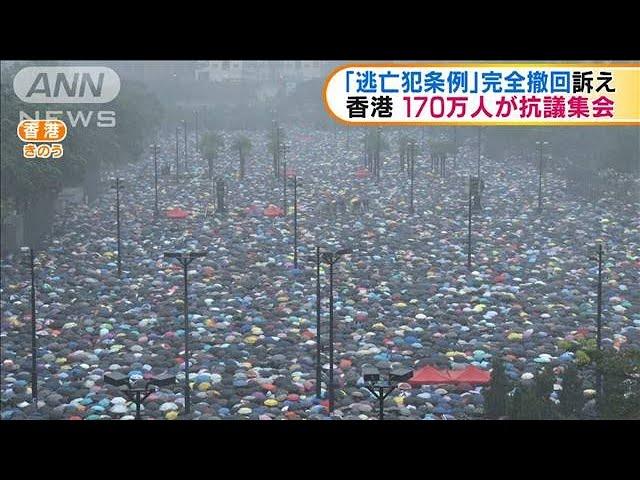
[597,349,640,419]
[429,139,457,156]
[1,61,164,217]
[509,383,543,420]
[363,129,389,154]
[508,386,523,420]
[268,126,285,157]
[519,385,542,420]
[200,131,224,160]
[200,131,224,179]
[481,126,639,175]
[485,357,509,419]
[534,365,557,419]
[559,363,584,419]
[233,134,252,180]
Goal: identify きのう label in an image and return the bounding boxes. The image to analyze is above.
[17,119,67,160]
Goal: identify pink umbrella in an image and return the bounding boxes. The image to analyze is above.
[264,204,284,218]
[356,168,369,179]
[166,207,190,219]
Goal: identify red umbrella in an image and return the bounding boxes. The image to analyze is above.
[166,207,190,219]
[356,168,369,179]
[264,204,284,218]
[244,204,261,217]
[286,168,296,178]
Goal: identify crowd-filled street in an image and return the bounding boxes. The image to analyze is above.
[1,127,638,420]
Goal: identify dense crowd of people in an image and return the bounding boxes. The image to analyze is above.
[1,127,638,420]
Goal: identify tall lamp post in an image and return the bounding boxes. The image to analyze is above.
[293,175,299,269]
[315,245,322,398]
[20,246,38,404]
[104,372,176,420]
[194,110,199,154]
[477,127,482,178]
[321,248,353,414]
[175,125,180,180]
[111,178,123,277]
[595,242,604,413]
[536,140,550,212]
[273,120,281,178]
[467,175,473,270]
[182,119,188,172]
[453,126,458,171]
[151,144,159,217]
[281,143,289,215]
[375,127,382,184]
[362,364,413,420]
[408,140,416,214]
[163,250,207,415]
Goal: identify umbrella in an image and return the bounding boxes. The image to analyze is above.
[264,204,284,218]
[166,207,190,219]
[356,168,369,179]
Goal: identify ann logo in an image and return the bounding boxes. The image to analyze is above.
[14,66,120,104]
[26,72,105,99]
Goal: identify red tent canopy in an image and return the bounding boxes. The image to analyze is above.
[166,207,190,219]
[409,365,490,387]
[408,366,451,386]
[264,204,284,218]
[449,365,490,385]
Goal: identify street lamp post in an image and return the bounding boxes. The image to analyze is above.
[20,246,38,404]
[104,372,176,420]
[111,178,123,277]
[273,121,281,178]
[163,250,207,415]
[194,110,199,154]
[281,143,289,216]
[182,119,188,172]
[467,176,472,270]
[293,175,299,269]
[175,126,180,180]
[215,177,226,214]
[453,126,458,171]
[321,248,353,414]
[315,245,322,398]
[375,127,382,184]
[151,144,159,217]
[536,140,550,212]
[477,127,482,178]
[596,242,603,410]
[362,364,413,420]
[408,140,416,215]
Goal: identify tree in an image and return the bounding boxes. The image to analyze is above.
[268,126,285,157]
[233,134,252,180]
[485,357,509,419]
[519,384,542,420]
[398,134,410,172]
[559,363,584,419]
[598,349,640,419]
[508,387,522,419]
[200,132,224,179]
[534,365,556,420]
